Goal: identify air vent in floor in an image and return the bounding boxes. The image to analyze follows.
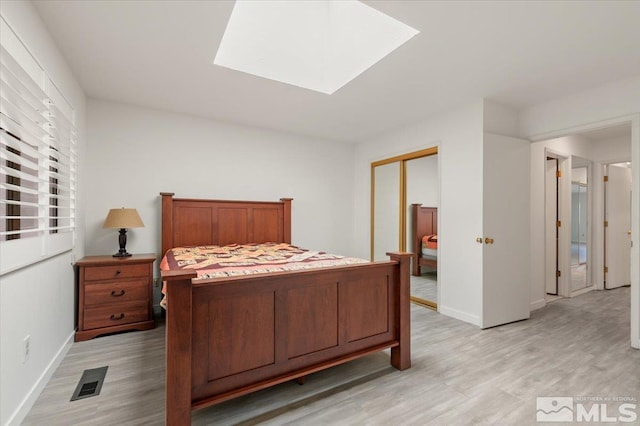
[70,366,108,401]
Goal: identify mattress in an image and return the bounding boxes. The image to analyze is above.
[160,242,369,307]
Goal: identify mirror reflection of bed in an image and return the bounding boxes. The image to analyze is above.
[411,204,437,308]
[405,154,439,309]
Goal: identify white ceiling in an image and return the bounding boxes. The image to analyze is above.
[33,0,640,143]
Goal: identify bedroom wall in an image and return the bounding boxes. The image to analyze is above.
[353,100,485,326]
[0,2,87,425]
[521,77,640,349]
[85,99,356,303]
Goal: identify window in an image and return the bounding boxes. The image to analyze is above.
[0,44,76,243]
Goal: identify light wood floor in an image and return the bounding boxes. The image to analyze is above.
[24,287,639,425]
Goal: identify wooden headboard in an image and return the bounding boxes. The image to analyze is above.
[160,193,292,257]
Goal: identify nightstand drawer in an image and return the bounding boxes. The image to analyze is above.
[83,301,149,330]
[84,278,149,306]
[84,263,149,281]
[75,254,156,341]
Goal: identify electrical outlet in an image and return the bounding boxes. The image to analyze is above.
[23,335,31,364]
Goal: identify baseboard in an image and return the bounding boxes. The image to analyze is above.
[530,299,546,311]
[570,285,594,297]
[439,305,480,327]
[5,331,74,426]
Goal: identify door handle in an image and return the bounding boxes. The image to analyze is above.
[476,237,483,244]
[485,237,494,244]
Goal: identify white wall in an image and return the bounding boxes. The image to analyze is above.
[521,78,640,348]
[354,100,484,325]
[0,2,86,425]
[483,100,519,137]
[592,136,632,164]
[519,75,640,139]
[86,99,356,292]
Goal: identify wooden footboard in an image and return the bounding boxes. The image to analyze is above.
[163,252,411,426]
[160,193,411,424]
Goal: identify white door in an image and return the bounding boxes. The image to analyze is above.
[545,159,558,294]
[482,134,531,328]
[605,164,632,289]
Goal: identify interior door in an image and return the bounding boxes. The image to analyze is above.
[546,159,558,295]
[482,134,531,328]
[605,164,632,289]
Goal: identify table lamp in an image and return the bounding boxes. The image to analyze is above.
[103,208,144,257]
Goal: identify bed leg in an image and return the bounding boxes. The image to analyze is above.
[295,376,307,385]
[387,252,412,371]
[165,277,194,426]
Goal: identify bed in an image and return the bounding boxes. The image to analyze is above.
[411,204,438,277]
[160,193,412,425]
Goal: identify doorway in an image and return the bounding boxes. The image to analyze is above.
[534,118,638,349]
[571,157,591,293]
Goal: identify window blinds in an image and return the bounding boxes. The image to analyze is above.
[0,44,76,241]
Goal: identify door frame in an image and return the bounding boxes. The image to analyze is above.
[545,149,571,297]
[531,114,640,349]
[569,157,593,295]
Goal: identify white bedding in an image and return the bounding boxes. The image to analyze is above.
[421,247,437,257]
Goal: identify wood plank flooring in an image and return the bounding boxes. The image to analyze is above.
[23,287,638,425]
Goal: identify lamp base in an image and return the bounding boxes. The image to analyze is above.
[113,228,132,258]
[113,252,133,258]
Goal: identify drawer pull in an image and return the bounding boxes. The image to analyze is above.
[114,270,121,276]
[110,313,125,321]
[111,290,126,297]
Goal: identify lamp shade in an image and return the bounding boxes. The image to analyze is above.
[103,208,144,229]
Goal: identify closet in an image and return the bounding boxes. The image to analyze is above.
[371,147,438,308]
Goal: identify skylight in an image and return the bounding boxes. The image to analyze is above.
[213,0,419,95]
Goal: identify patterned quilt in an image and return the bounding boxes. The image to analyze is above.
[160,243,369,308]
[421,234,438,249]
[161,242,369,280]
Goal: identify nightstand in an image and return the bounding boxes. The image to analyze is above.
[75,254,156,341]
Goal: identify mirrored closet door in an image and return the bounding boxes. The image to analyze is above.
[371,147,439,309]
[372,162,401,261]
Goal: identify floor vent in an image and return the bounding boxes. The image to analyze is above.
[70,366,108,401]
